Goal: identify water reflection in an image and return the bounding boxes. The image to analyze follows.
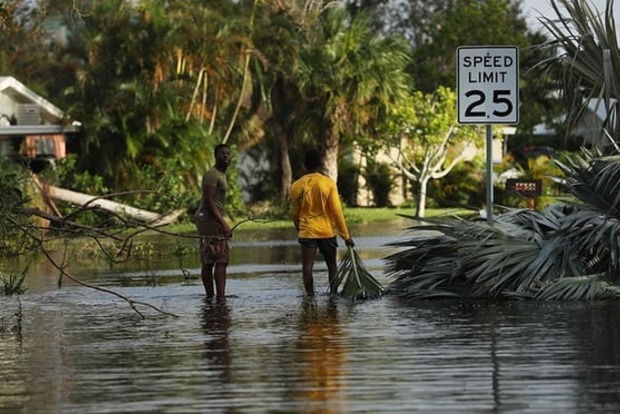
[295,297,347,413]
[201,298,232,385]
[3,223,620,413]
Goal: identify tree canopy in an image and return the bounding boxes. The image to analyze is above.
[0,0,565,209]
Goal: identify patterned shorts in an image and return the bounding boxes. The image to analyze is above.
[200,237,230,264]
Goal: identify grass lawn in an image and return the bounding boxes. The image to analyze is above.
[167,206,474,234]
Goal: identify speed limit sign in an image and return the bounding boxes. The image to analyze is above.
[457,46,519,124]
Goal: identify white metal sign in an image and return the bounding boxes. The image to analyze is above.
[457,46,519,124]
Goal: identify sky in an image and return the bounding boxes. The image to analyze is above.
[521,0,620,31]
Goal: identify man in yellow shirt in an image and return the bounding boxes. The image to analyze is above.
[291,149,355,296]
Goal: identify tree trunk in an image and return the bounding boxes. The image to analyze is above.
[271,76,294,197]
[321,126,339,182]
[273,119,292,198]
[416,176,430,218]
[34,178,183,226]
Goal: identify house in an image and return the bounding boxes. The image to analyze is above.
[532,98,618,150]
[0,76,80,171]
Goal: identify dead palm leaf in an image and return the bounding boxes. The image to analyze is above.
[533,274,620,300]
[334,246,383,300]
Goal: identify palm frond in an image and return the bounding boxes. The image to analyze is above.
[334,246,383,300]
[562,207,620,278]
[384,212,592,300]
[556,150,620,217]
[534,275,612,300]
[538,0,620,144]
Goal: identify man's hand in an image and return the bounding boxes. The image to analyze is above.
[221,219,232,238]
[345,237,355,247]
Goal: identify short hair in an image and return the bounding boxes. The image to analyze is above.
[304,149,322,171]
[214,143,230,157]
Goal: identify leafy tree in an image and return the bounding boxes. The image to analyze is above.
[52,0,216,191]
[408,0,559,134]
[384,87,482,217]
[0,0,50,89]
[0,156,35,255]
[411,0,531,92]
[345,0,447,46]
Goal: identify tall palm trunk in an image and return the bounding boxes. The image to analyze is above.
[273,119,292,197]
[271,76,295,197]
[320,126,340,182]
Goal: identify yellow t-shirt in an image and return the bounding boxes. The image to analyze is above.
[290,172,350,240]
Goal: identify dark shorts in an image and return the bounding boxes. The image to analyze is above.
[298,237,338,255]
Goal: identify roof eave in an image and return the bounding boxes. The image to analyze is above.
[0,125,81,137]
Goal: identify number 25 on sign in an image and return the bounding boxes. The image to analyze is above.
[457,46,519,125]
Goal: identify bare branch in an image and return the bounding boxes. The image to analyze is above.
[9,216,179,319]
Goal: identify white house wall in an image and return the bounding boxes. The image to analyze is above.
[0,76,65,125]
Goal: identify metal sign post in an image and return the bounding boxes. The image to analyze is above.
[457,46,519,225]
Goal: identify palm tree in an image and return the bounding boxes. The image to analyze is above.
[244,1,304,199]
[538,0,620,150]
[296,7,411,182]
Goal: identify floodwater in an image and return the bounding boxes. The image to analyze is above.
[2,219,620,413]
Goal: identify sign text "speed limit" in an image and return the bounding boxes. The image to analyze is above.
[457,46,519,124]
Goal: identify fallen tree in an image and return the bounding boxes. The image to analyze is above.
[31,175,185,226]
[1,163,193,318]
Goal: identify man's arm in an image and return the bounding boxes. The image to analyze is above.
[204,185,231,237]
[327,183,354,246]
[290,184,301,231]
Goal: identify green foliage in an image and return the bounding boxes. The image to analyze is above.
[40,155,110,227]
[380,86,482,216]
[0,157,35,255]
[47,155,109,196]
[0,0,50,84]
[429,160,485,209]
[337,148,360,207]
[411,0,532,92]
[555,149,620,219]
[1,270,27,296]
[51,0,218,188]
[296,7,412,178]
[384,0,620,302]
[382,87,482,163]
[363,160,394,207]
[404,0,558,135]
[130,158,199,216]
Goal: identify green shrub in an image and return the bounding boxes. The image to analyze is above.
[0,156,36,255]
[337,152,360,207]
[363,161,395,207]
[429,160,485,209]
[41,154,111,226]
[1,271,27,296]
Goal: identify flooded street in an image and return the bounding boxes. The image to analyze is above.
[2,219,620,413]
